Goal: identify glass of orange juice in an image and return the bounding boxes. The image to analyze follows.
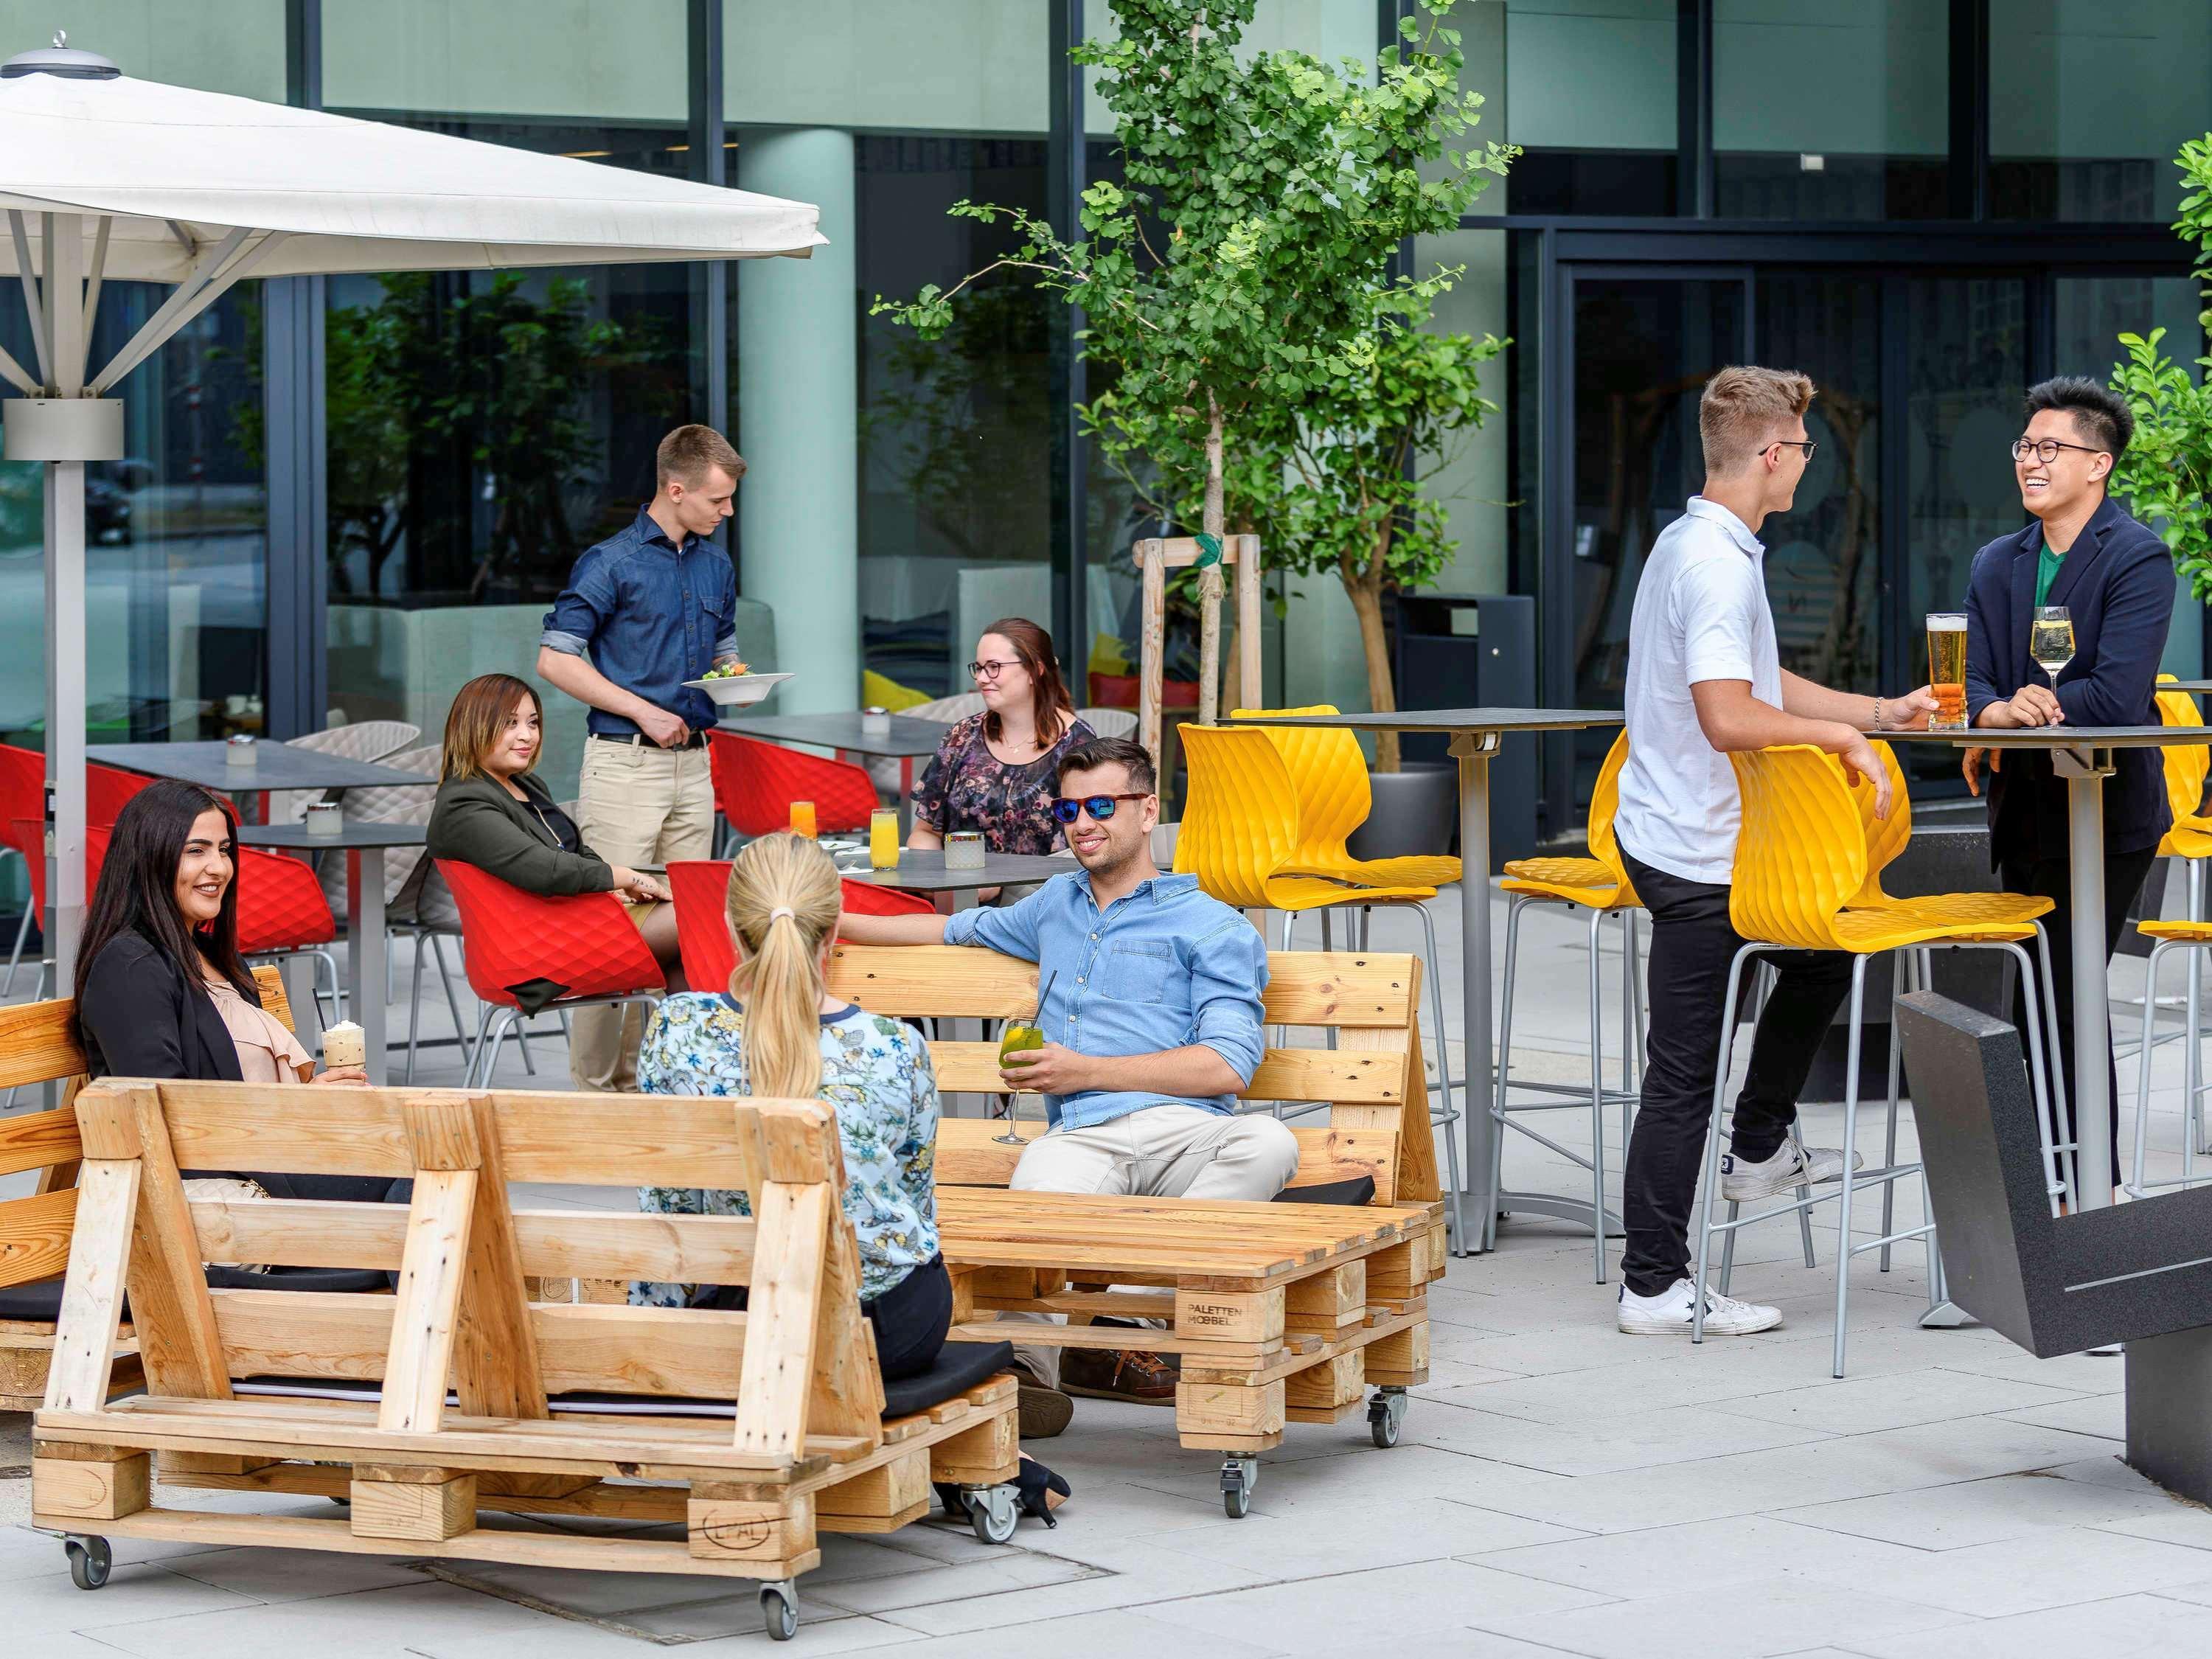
[788,799,817,838]
[869,807,900,869]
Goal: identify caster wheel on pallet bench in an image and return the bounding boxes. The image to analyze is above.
[759,1582,799,1641]
[964,1483,1019,1545]
[1220,1455,1258,1520]
[1368,1386,1408,1449]
[66,1536,111,1590]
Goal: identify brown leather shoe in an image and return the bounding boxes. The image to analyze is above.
[1018,1380,1074,1439]
[1060,1347,1179,1405]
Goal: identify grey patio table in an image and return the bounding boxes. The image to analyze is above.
[1237,708,1628,1252]
[238,819,428,1087]
[1881,724,2212,1219]
[90,740,425,824]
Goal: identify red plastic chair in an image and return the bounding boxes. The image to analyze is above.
[706,729,880,838]
[667,858,935,996]
[436,859,666,1085]
[1,748,43,995]
[86,762,150,827]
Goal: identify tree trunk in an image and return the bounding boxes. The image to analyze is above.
[1344,571,1399,773]
[1198,400,1225,726]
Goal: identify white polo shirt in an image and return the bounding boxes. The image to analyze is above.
[1613,496,1783,886]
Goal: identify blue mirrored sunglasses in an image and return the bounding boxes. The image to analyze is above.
[1048,793,1150,825]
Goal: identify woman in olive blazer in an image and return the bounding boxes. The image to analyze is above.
[426,673,686,986]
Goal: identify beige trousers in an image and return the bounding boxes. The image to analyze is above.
[1002,1104,1301,1388]
[570,737,715,1091]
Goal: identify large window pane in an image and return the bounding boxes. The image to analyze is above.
[0,285,268,751]
[325,0,685,121]
[1505,0,1678,213]
[0,0,285,97]
[1715,1,1947,220]
[1992,2,2212,222]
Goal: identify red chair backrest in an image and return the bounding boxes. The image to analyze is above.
[706,729,880,838]
[669,858,935,998]
[0,743,41,823]
[435,859,664,1009]
[232,845,338,954]
[87,762,150,827]
[1088,670,1200,710]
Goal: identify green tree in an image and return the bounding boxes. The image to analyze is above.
[874,0,1509,726]
[2111,136,2212,603]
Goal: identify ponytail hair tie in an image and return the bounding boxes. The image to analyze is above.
[768,905,796,923]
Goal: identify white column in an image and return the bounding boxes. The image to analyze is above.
[46,215,88,991]
[737,128,858,714]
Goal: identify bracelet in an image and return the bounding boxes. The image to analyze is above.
[1871,696,1885,731]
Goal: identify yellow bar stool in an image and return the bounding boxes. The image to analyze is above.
[1486,728,1646,1280]
[1691,745,2059,1377]
[2129,681,2212,1194]
[1176,722,1460,1246]
[1228,708,1472,1252]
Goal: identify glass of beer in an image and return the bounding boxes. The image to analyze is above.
[2031,605,2075,688]
[1927,613,1969,731]
[788,799,817,838]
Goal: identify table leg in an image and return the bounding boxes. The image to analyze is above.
[1450,733,1498,1248]
[349,847,389,1086]
[2057,746,2115,1211]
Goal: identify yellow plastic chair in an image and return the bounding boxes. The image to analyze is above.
[1231,705,1462,891]
[1692,745,2061,1378]
[1175,723,1464,1245]
[2126,680,2212,1194]
[1485,728,1645,1278]
[1837,740,2069,1259]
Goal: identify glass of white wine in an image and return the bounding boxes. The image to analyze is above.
[2031,605,2075,689]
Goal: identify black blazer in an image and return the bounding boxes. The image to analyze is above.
[79,931,246,1083]
[78,930,404,1207]
[1962,495,2177,862]
[427,772,613,897]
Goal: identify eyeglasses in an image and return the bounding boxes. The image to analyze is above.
[2011,437,2105,465]
[1767,439,1818,461]
[968,658,1021,681]
[1048,793,1151,824]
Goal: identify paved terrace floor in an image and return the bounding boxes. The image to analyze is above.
[7,877,2212,1655]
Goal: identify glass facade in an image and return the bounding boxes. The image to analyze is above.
[1,0,2208,894]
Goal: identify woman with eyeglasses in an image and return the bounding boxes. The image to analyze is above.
[910,617,1095,857]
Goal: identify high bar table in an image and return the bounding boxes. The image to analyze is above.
[1236,707,1626,1253]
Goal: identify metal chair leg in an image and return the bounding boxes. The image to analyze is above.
[1693,945,1761,1343]
[2,891,30,995]
[1879,951,1907,1271]
[1485,895,1528,1253]
[405,931,428,1085]
[476,1009,515,1088]
[462,1004,493,1087]
[1586,904,1607,1284]
[1832,955,1871,1379]
[1413,900,1466,1256]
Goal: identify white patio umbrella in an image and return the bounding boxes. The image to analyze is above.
[0,38,823,990]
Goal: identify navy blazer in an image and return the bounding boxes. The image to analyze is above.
[1962,495,2176,863]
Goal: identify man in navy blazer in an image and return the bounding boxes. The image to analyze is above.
[1963,376,2175,1191]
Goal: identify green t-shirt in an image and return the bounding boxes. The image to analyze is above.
[2034,542,2065,607]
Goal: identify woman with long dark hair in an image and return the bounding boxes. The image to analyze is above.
[910,618,1094,856]
[76,778,366,1086]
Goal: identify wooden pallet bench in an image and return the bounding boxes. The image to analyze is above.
[0,967,292,1413]
[826,944,1444,1515]
[30,1077,1023,1641]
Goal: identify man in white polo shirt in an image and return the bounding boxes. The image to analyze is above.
[1612,366,1937,1337]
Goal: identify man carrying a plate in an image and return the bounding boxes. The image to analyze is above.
[537,424,744,1091]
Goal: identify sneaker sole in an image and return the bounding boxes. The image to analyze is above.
[1616,1310,1785,1337]
[1018,1384,1075,1439]
[1061,1381,1178,1406]
[1722,1158,1863,1203]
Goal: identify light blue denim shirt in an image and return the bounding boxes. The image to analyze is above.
[943,869,1267,1131]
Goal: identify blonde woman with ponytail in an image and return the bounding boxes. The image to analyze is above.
[630,833,950,1380]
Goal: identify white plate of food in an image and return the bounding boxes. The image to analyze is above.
[684,669,794,708]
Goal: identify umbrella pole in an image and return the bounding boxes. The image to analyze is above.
[39,213,88,992]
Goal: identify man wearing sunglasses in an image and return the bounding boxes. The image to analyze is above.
[837,734,1296,1434]
[1962,377,2174,1200]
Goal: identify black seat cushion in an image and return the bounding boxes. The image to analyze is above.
[0,1276,68,1323]
[1276,1175,1376,1207]
[880,1340,1015,1420]
[204,1265,393,1293]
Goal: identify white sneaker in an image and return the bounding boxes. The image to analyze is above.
[1617,1277,1784,1336]
[1721,1134,1863,1202]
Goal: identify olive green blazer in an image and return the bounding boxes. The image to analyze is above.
[426,772,614,897]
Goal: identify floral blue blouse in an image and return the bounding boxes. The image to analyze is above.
[632,993,940,1303]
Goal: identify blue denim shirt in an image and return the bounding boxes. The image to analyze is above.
[943,869,1267,1131]
[540,507,740,739]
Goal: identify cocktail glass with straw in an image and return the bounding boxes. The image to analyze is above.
[995,969,1057,1144]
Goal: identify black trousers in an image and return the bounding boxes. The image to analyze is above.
[1619,850,1854,1298]
[703,1253,953,1382]
[1997,842,2157,1192]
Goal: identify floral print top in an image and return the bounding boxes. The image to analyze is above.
[914,712,1097,855]
[632,993,939,1304]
